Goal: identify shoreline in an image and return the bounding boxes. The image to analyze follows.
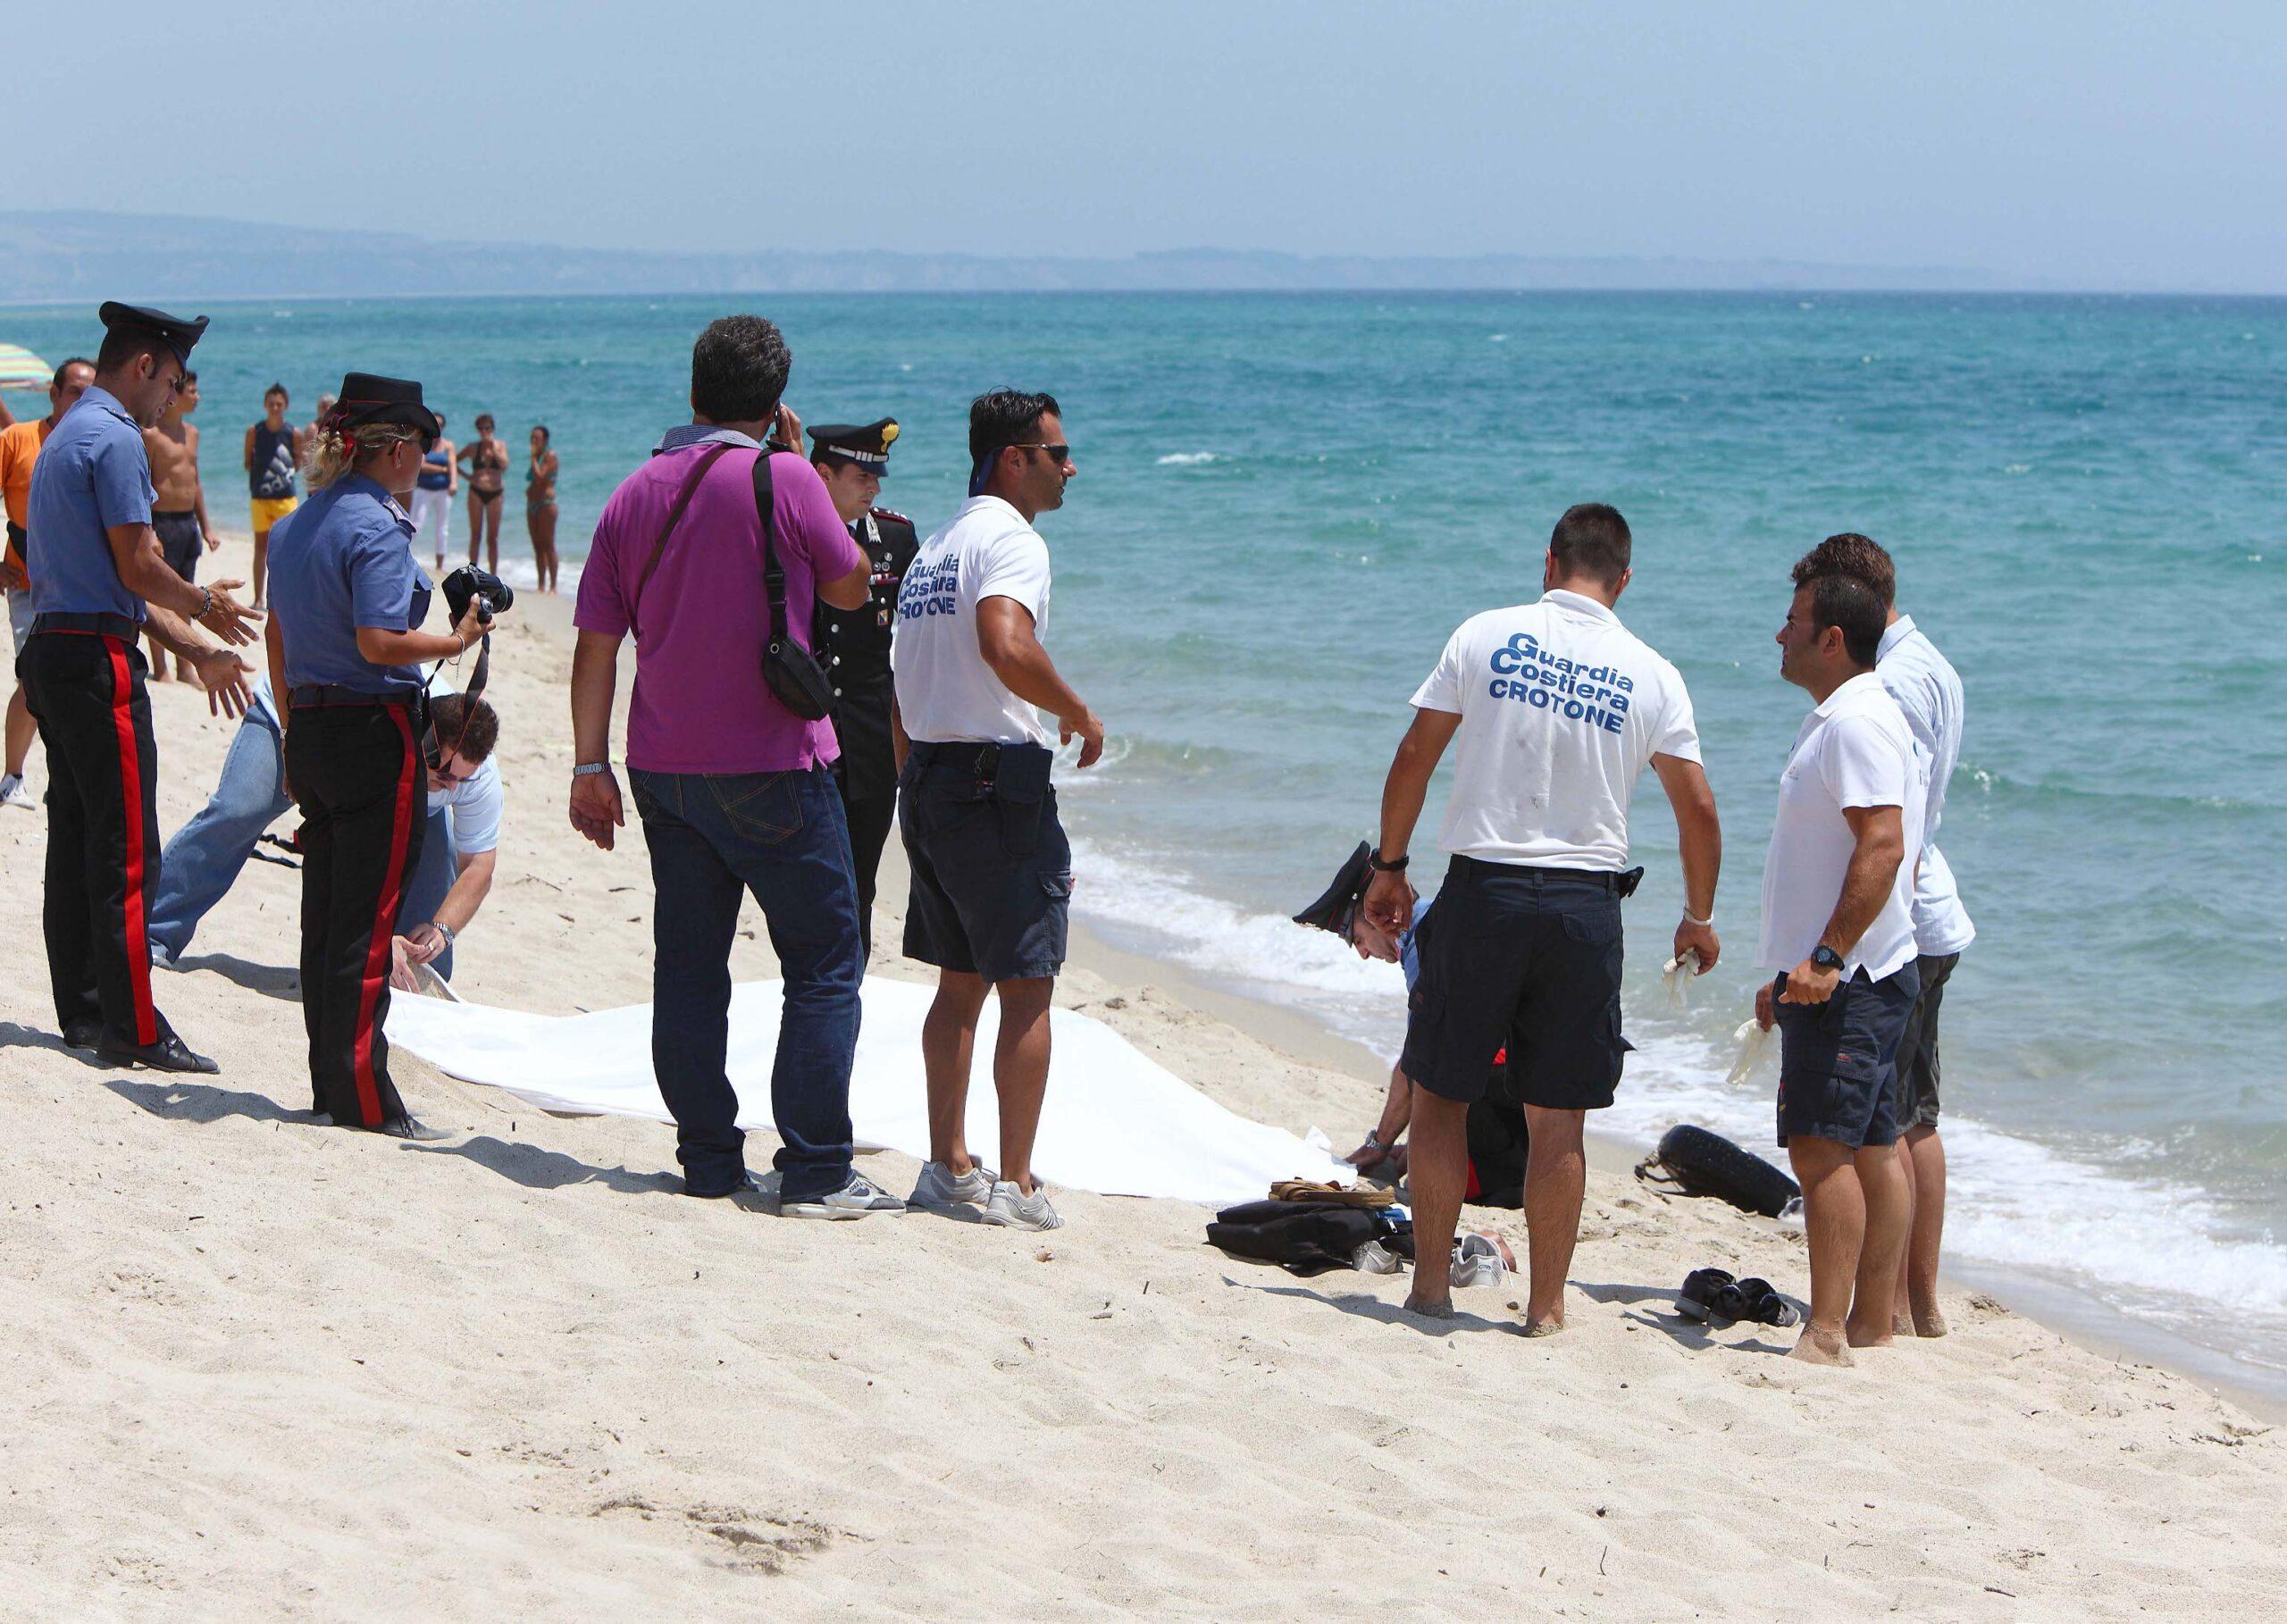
[4,530,2281,1611]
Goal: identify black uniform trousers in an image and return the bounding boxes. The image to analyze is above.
[17,627,175,1047]
[832,766,896,960]
[284,699,427,1128]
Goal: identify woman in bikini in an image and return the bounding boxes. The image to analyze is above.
[457,412,508,572]
[524,423,560,593]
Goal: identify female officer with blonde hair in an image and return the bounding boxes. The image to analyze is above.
[266,373,498,1139]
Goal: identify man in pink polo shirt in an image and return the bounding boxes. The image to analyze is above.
[568,314,898,1219]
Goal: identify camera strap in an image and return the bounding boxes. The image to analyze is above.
[629,441,734,641]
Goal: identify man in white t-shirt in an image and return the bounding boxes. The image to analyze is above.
[890,389,1104,1234]
[1794,532,1973,1339]
[1362,504,1723,1330]
[1752,563,1929,1367]
[393,689,504,987]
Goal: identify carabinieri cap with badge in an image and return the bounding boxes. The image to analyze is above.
[808,418,899,474]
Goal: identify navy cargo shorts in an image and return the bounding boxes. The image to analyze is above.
[1398,856,1634,1111]
[1774,959,1922,1150]
[898,741,1071,984]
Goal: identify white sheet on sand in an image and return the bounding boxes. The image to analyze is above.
[385,976,1349,1206]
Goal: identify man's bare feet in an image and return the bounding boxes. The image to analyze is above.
[1893,1312,1914,1337]
[1517,1317,1564,1338]
[1789,1325,1855,1367]
[1846,1317,1894,1350]
[1911,1302,1949,1338]
[1403,1292,1454,1319]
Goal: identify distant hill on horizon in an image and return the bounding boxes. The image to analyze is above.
[0,210,2060,303]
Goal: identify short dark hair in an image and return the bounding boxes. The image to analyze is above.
[691,315,792,424]
[1797,571,1886,667]
[53,357,93,389]
[968,388,1060,476]
[96,327,165,373]
[181,370,197,386]
[264,382,289,404]
[1791,532,1896,611]
[532,423,549,443]
[428,694,499,764]
[1547,503,1632,588]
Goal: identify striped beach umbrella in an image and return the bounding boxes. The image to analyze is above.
[0,343,55,391]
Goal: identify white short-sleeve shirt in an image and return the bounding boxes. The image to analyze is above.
[1876,615,1974,957]
[892,495,1053,747]
[428,758,502,855]
[1411,590,1701,872]
[1756,672,1928,980]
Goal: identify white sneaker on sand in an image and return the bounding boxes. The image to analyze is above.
[0,775,33,811]
[750,1169,906,1220]
[909,1159,997,1210]
[983,1180,1064,1232]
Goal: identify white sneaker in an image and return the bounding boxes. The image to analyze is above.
[0,775,32,811]
[983,1179,1064,1232]
[909,1159,996,1210]
[766,1170,906,1221]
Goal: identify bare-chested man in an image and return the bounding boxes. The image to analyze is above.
[143,371,217,682]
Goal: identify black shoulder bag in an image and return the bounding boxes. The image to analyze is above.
[751,451,836,721]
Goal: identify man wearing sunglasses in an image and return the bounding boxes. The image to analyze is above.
[392,689,505,987]
[892,388,1104,1233]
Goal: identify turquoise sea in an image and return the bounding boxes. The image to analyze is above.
[4,290,2281,1395]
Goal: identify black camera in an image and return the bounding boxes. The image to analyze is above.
[442,565,515,627]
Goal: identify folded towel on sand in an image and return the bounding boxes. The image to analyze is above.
[386,976,1350,1206]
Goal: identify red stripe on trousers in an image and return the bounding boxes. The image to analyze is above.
[104,637,158,1046]
[349,705,419,1126]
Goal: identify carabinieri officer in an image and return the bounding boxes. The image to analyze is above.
[267,374,490,1139]
[808,418,918,956]
[21,302,259,1073]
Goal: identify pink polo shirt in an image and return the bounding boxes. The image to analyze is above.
[575,438,864,774]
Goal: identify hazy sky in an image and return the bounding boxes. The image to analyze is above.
[16,1,2286,289]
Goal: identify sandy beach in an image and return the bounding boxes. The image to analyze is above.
[3,530,2282,1618]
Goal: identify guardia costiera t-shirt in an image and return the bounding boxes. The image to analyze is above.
[1411,590,1700,872]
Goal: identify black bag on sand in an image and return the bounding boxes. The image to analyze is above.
[1636,1124,1800,1218]
[1207,1200,1411,1277]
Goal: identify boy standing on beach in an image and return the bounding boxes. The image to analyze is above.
[141,372,216,682]
[0,356,96,811]
[1791,532,1973,1340]
[1753,561,1928,1366]
[892,389,1104,1233]
[1363,504,1721,1330]
[243,383,302,610]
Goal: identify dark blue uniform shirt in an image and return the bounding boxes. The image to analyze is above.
[26,385,157,622]
[267,474,431,697]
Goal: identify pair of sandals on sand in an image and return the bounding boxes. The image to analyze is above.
[1676,1268,1801,1328]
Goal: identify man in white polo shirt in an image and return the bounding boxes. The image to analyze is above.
[1363,503,1722,1330]
[1754,561,1929,1368]
[1793,532,1973,1339]
[892,389,1104,1234]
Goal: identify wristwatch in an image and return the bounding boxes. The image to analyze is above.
[571,761,613,778]
[1811,945,1846,973]
[1369,849,1409,874]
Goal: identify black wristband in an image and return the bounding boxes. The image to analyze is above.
[1370,849,1409,874]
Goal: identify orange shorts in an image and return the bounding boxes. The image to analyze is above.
[250,496,298,532]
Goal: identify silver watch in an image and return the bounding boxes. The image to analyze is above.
[571,761,613,777]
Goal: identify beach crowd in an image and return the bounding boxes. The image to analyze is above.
[7,300,1969,1361]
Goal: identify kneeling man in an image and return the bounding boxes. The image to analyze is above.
[1754,561,1928,1366]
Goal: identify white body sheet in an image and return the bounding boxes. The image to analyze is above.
[385,976,1348,1206]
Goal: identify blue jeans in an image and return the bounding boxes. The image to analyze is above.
[400,807,458,979]
[629,764,863,1201]
[148,698,293,960]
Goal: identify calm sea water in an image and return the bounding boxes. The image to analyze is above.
[6,290,2281,1391]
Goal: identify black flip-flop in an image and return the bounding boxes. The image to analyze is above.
[1731,1277,1802,1328]
[1676,1268,1735,1322]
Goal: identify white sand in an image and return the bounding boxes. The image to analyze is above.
[3,533,2282,1616]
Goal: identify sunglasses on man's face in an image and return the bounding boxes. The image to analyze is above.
[1010,443,1072,465]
